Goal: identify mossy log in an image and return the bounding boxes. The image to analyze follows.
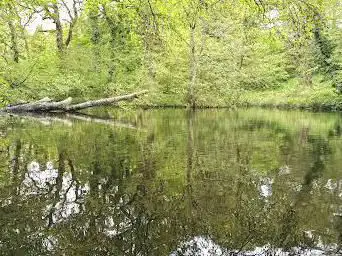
[1,90,148,113]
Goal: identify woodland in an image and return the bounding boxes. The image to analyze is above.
[3,2,342,254]
[1,0,342,109]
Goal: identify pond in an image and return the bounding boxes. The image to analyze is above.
[1,108,342,255]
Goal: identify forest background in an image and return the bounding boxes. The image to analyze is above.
[1,0,342,110]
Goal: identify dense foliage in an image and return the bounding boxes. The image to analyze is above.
[1,0,342,107]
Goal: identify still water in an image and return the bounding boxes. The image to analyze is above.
[1,108,342,255]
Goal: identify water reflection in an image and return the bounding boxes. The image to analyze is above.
[259,177,273,198]
[171,236,335,256]
[1,108,342,255]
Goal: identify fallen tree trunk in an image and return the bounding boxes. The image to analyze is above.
[1,90,148,113]
[4,97,73,112]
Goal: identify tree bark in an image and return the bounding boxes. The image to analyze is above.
[102,5,117,82]
[64,0,78,47]
[47,4,64,53]
[188,25,197,108]
[3,97,72,112]
[1,90,148,113]
[89,10,101,72]
[8,20,19,63]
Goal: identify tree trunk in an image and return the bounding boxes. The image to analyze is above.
[65,21,76,47]
[1,90,148,113]
[143,38,156,79]
[89,10,101,72]
[52,4,64,53]
[8,20,19,63]
[188,25,197,108]
[64,0,78,47]
[102,5,117,82]
[140,4,158,80]
[66,91,146,111]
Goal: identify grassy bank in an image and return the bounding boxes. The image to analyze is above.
[130,76,342,111]
[236,77,342,112]
[3,73,342,112]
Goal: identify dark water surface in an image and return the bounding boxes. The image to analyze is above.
[1,108,342,255]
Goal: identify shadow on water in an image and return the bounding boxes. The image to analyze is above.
[1,108,342,255]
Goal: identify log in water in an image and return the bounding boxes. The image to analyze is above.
[1,90,148,113]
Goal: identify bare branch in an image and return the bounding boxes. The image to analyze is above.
[60,0,74,21]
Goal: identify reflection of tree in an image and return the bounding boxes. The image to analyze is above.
[275,136,331,250]
[186,110,195,234]
[232,145,259,250]
[12,140,21,184]
[0,141,49,255]
[138,132,157,180]
[231,115,339,251]
[328,122,342,137]
[2,110,342,255]
[47,150,66,228]
[334,216,342,253]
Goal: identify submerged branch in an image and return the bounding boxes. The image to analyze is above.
[1,112,139,130]
[65,113,137,129]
